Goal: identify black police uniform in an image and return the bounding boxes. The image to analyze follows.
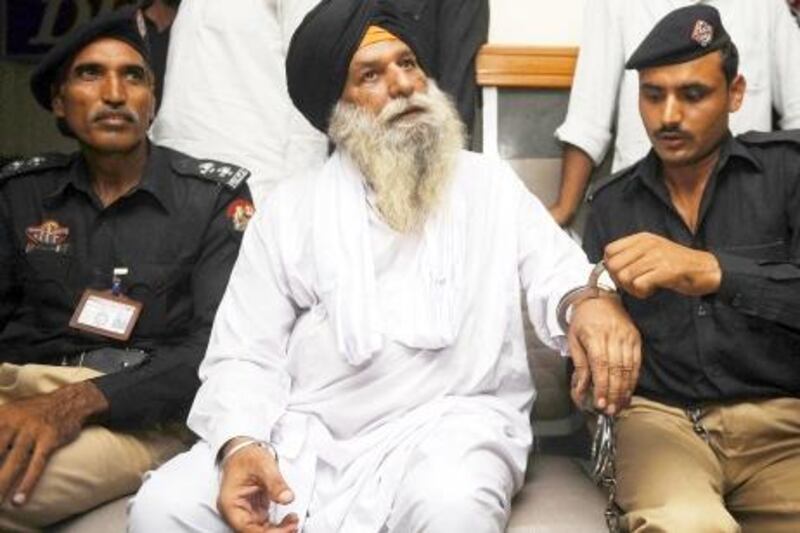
[0,144,252,428]
[584,131,800,408]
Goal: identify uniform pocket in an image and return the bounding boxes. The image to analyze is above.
[720,239,787,262]
[123,263,192,336]
[22,249,75,323]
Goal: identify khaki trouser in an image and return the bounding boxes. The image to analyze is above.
[615,395,800,533]
[0,364,189,532]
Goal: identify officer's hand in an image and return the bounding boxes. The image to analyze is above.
[0,381,107,506]
[604,232,722,299]
[568,294,641,416]
[218,439,298,533]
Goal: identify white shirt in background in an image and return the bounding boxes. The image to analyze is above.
[556,0,800,172]
[150,0,328,206]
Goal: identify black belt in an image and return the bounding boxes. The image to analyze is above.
[61,348,149,374]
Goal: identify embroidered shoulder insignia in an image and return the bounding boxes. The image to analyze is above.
[0,153,71,181]
[226,198,256,232]
[738,130,800,146]
[25,219,71,254]
[171,156,251,190]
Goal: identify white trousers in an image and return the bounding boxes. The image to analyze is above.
[129,416,517,533]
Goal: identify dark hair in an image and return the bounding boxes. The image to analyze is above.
[720,41,739,85]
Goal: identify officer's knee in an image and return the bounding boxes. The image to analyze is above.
[626,500,739,533]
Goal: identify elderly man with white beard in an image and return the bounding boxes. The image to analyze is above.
[129,2,642,532]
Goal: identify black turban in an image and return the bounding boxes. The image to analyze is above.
[31,5,151,111]
[286,0,431,133]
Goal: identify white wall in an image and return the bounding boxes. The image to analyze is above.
[489,0,585,45]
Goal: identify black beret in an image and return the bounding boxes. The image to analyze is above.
[286,0,431,134]
[626,5,731,70]
[30,5,151,111]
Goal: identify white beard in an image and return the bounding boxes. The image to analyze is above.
[328,81,465,233]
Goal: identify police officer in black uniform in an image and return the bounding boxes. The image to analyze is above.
[583,5,800,531]
[0,6,253,529]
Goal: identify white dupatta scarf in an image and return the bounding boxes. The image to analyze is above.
[312,152,466,365]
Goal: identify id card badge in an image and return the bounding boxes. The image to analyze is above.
[69,289,143,341]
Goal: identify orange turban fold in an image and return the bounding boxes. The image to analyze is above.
[359,26,399,49]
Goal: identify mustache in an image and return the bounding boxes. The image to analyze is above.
[655,125,691,140]
[90,107,138,124]
[378,93,432,124]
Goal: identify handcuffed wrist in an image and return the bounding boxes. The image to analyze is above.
[219,438,277,469]
[557,262,616,332]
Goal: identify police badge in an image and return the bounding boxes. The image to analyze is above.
[25,219,70,253]
[226,198,255,232]
[691,19,714,48]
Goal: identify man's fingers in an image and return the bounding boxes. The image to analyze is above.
[268,513,299,533]
[630,335,643,399]
[604,232,659,259]
[618,336,634,408]
[568,330,591,408]
[605,334,627,415]
[0,428,14,461]
[258,457,293,505]
[578,332,608,410]
[12,437,54,506]
[239,513,299,533]
[0,433,34,502]
[604,242,648,278]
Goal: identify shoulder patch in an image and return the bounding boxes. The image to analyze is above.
[738,129,800,146]
[0,153,71,181]
[171,156,250,190]
[587,164,637,202]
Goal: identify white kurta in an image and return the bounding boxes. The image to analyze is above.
[187,151,594,531]
[150,0,327,206]
[556,0,800,171]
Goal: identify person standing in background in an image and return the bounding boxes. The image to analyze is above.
[140,0,181,109]
[149,0,328,207]
[549,0,800,227]
[394,0,489,142]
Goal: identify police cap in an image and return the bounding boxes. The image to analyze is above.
[30,6,151,111]
[626,5,731,70]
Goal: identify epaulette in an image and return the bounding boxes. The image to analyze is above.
[171,155,250,190]
[587,163,637,202]
[0,153,71,181]
[738,129,800,146]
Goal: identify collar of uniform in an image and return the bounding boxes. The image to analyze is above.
[623,149,662,197]
[43,144,174,213]
[721,133,763,172]
[43,155,93,207]
[137,144,175,213]
[624,131,762,195]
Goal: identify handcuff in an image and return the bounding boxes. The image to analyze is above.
[556,261,615,333]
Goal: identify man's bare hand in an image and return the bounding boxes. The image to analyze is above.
[0,380,108,506]
[218,439,298,533]
[604,232,722,299]
[568,295,641,416]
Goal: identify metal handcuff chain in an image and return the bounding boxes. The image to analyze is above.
[557,262,623,533]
